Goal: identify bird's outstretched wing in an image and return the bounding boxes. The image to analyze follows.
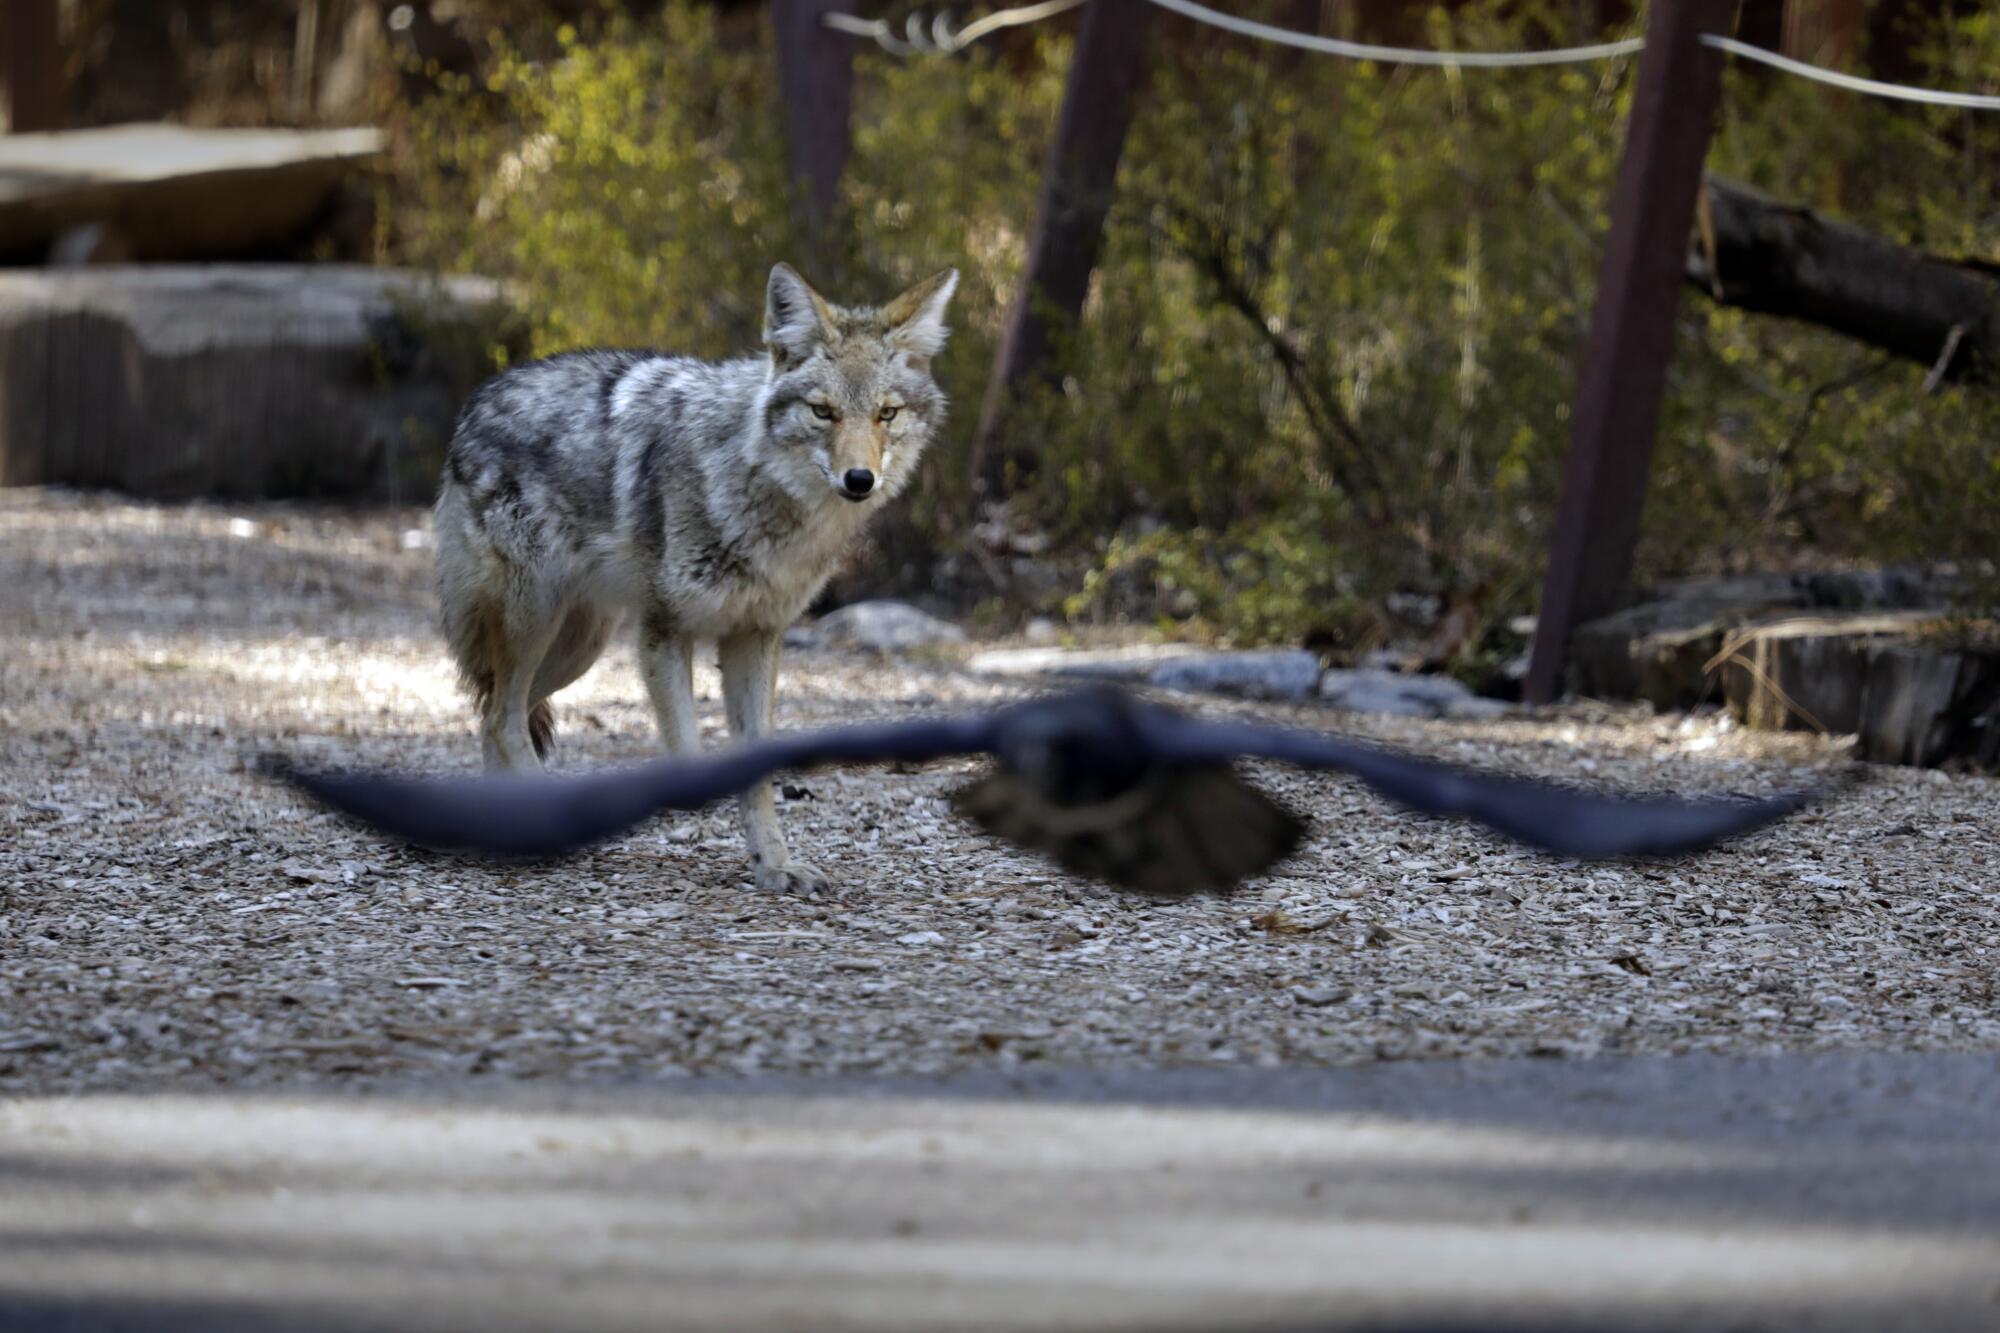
[1120,703,1808,859]
[276,688,1811,884]
[275,712,999,859]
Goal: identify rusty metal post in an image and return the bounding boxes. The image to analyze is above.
[770,0,854,237]
[970,0,1154,499]
[4,0,63,133]
[1523,0,1733,704]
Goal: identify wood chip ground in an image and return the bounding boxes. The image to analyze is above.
[3,490,1995,1093]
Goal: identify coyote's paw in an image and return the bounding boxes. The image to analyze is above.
[753,859,830,897]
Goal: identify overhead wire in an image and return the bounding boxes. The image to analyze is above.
[1697,34,2000,111]
[1139,0,1645,68]
[822,0,1084,56]
[821,0,2000,111]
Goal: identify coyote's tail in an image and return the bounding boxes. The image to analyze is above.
[526,700,555,759]
[441,593,558,761]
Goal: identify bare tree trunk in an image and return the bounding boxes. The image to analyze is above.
[292,0,330,122]
[1781,0,1866,207]
[770,0,853,249]
[1782,0,1867,65]
[77,0,184,124]
[971,0,1153,499]
[2,0,63,133]
[1689,175,2000,386]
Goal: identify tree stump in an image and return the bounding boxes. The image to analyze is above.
[1716,613,1999,772]
[1716,613,1936,734]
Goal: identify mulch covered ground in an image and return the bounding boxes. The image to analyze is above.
[3,488,1995,1092]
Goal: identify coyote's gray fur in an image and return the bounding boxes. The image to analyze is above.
[433,262,958,893]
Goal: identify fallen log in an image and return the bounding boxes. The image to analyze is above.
[1688,175,2000,385]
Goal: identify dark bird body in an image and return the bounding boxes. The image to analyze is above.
[279,688,1808,894]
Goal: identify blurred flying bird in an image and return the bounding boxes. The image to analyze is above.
[275,687,1808,895]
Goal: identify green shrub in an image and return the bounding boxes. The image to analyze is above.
[387,1,2000,647]
[394,6,795,360]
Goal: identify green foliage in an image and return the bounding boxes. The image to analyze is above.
[1038,1,1633,636]
[388,1,2000,649]
[1686,4,2000,601]
[388,3,1057,551]
[395,5,795,359]
[1065,517,1375,648]
[836,33,1067,536]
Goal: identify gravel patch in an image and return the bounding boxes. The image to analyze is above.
[3,488,1997,1093]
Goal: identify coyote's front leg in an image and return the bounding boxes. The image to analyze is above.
[637,622,701,760]
[718,629,828,895]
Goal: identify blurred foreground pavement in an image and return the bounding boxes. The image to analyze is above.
[3,1050,1998,1332]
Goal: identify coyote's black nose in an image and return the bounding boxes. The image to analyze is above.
[842,468,875,498]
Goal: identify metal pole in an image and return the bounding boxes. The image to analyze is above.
[1523,0,1733,704]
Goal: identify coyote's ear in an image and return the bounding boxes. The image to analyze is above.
[764,262,839,369]
[882,268,958,364]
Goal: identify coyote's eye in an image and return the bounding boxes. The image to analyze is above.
[810,403,836,421]
[878,406,899,423]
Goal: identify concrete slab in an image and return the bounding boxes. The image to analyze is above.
[0,266,499,497]
[0,124,383,259]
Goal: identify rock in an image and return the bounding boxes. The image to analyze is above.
[50,221,131,265]
[1148,650,1323,701]
[965,644,1205,682]
[1444,696,1515,721]
[1798,567,1944,610]
[0,265,503,499]
[0,1032,61,1054]
[815,600,966,653]
[1317,669,1477,718]
[780,626,821,650]
[1643,573,1809,606]
[1384,591,1442,625]
[1357,647,1416,671]
[1024,617,1060,645]
[829,957,884,973]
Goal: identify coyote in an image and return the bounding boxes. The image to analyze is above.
[433,262,959,893]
